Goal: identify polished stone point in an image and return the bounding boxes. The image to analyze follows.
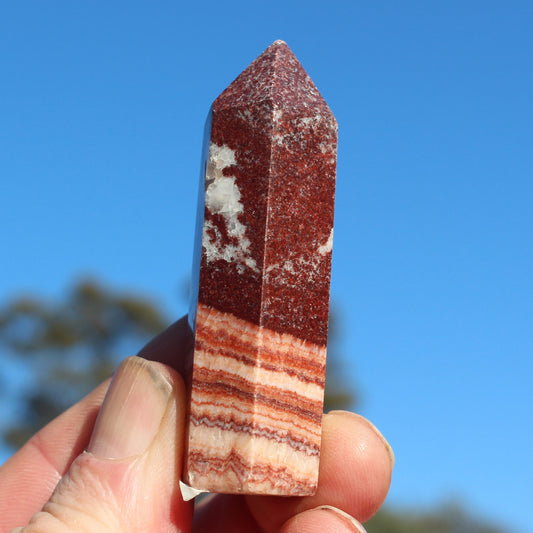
[184,39,337,496]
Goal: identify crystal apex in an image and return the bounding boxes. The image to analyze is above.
[214,40,335,120]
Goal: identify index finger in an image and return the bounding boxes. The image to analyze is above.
[0,380,109,531]
[0,316,194,532]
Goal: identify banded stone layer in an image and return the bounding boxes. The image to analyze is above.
[184,40,337,495]
[186,303,325,494]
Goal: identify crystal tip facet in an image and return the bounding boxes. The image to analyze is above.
[214,38,333,117]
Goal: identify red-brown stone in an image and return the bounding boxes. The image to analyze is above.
[184,41,337,495]
[191,40,337,347]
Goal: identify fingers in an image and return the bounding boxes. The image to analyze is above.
[14,356,193,533]
[247,411,394,530]
[1,313,393,533]
[192,411,394,533]
[280,507,367,533]
[0,316,192,531]
[0,380,109,531]
[139,317,393,532]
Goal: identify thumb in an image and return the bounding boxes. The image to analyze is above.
[15,356,193,533]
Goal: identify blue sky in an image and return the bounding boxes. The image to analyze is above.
[1,2,532,531]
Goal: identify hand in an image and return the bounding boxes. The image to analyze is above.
[0,317,394,533]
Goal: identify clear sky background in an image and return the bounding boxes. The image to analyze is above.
[1,2,531,532]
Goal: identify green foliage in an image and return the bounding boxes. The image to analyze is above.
[325,306,358,411]
[0,279,166,357]
[0,278,168,449]
[366,503,508,533]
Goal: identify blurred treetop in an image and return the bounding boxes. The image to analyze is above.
[0,278,168,449]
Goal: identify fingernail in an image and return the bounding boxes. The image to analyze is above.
[88,356,172,459]
[363,417,395,469]
[314,506,367,532]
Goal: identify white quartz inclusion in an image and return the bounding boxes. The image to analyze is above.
[203,143,258,273]
[318,228,333,255]
[205,176,242,217]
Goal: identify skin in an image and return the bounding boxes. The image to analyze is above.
[0,317,394,533]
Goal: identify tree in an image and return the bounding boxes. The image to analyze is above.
[365,502,508,533]
[0,278,168,449]
[324,305,359,410]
